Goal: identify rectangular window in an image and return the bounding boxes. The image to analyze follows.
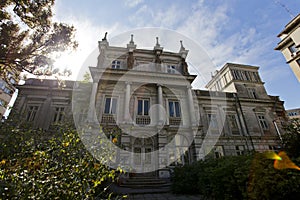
[208,114,218,129]
[247,88,257,99]
[257,115,269,130]
[26,105,39,122]
[288,43,298,54]
[9,78,16,85]
[244,71,250,81]
[227,114,239,134]
[112,60,121,69]
[236,145,244,156]
[137,98,149,116]
[3,87,12,95]
[0,80,6,90]
[169,100,181,117]
[0,99,5,107]
[53,107,65,123]
[214,146,224,158]
[167,65,176,74]
[104,97,117,114]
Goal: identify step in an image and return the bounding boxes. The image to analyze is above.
[109,183,171,194]
[124,179,167,183]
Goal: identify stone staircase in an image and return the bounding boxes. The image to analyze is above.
[110,176,172,194]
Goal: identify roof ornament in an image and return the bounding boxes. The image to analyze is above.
[102,32,107,41]
[155,37,160,47]
[129,34,134,44]
[180,40,185,51]
[179,40,189,59]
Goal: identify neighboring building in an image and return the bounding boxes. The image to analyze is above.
[275,13,300,82]
[0,72,18,117]
[12,35,286,176]
[286,108,300,119]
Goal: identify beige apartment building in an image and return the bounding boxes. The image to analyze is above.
[12,35,287,176]
[286,108,300,120]
[275,13,300,81]
[0,73,17,117]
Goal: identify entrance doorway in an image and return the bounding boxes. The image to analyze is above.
[132,137,155,175]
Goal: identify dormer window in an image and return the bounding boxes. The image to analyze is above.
[167,65,176,74]
[112,60,121,69]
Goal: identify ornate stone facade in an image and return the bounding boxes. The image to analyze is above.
[13,35,286,175]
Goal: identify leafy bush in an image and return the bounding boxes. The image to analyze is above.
[172,153,300,200]
[0,119,119,199]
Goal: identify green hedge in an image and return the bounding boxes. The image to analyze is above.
[172,153,300,200]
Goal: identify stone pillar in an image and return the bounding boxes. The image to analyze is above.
[187,86,196,126]
[124,82,131,122]
[157,84,163,125]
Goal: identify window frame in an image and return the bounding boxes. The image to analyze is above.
[137,98,150,116]
[235,145,245,156]
[104,97,118,114]
[168,100,181,117]
[3,87,12,95]
[167,65,176,74]
[0,99,5,107]
[207,113,219,130]
[226,114,240,135]
[26,105,39,122]
[247,87,257,99]
[214,146,224,158]
[257,114,269,130]
[288,43,297,54]
[111,60,121,69]
[53,106,65,123]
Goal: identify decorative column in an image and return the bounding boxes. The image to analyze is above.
[187,86,196,126]
[157,84,163,125]
[124,82,131,123]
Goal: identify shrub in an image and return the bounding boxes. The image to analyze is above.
[172,153,300,200]
[0,119,118,199]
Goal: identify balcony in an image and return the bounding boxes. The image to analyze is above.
[136,115,151,125]
[169,117,181,126]
[101,114,116,124]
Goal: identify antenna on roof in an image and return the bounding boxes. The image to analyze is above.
[273,0,295,19]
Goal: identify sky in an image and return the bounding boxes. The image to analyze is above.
[52,0,300,109]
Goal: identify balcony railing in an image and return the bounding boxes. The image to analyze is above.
[101,114,116,124]
[169,117,181,126]
[136,115,151,125]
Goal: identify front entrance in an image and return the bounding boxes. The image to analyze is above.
[132,137,156,175]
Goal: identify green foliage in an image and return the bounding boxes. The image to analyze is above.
[172,153,300,200]
[0,119,119,199]
[282,118,300,158]
[0,0,77,83]
[248,153,300,200]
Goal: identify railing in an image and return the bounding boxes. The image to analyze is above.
[101,114,116,124]
[136,116,151,125]
[169,117,181,126]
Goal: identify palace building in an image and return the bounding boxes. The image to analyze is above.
[12,34,286,176]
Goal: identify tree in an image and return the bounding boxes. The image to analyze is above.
[0,117,120,199]
[0,0,77,84]
[282,118,300,158]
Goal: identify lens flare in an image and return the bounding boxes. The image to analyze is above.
[265,151,282,160]
[265,151,300,170]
